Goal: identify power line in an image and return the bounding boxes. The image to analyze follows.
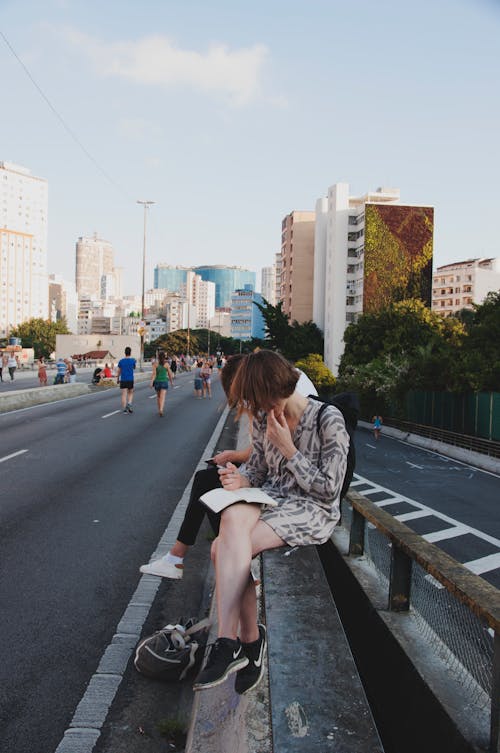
[0,29,132,202]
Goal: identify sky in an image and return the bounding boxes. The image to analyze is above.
[1,0,499,296]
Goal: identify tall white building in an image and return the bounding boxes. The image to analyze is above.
[314,183,433,374]
[48,274,78,333]
[181,271,216,328]
[75,234,114,300]
[0,161,49,335]
[261,266,276,305]
[432,258,500,316]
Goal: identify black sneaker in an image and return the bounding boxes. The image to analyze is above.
[234,624,267,695]
[193,637,248,690]
[127,404,133,413]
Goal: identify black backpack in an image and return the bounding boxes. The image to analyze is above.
[309,392,359,500]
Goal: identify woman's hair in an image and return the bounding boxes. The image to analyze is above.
[158,351,166,365]
[229,350,298,416]
[220,354,247,399]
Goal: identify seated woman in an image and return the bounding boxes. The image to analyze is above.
[193,350,349,695]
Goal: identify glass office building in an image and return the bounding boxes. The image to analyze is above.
[193,266,256,309]
[154,265,189,292]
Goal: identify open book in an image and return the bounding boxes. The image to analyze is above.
[200,487,277,514]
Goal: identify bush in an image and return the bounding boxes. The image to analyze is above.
[295,353,336,392]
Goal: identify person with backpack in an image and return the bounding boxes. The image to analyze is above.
[139,356,320,581]
[193,350,350,694]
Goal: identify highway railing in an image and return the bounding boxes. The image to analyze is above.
[344,488,500,753]
[384,417,500,459]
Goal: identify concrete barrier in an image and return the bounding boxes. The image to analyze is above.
[0,383,97,413]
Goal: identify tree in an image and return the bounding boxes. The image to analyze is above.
[458,291,500,390]
[254,300,324,361]
[295,353,336,394]
[10,318,70,358]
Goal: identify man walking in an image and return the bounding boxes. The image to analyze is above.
[117,346,136,413]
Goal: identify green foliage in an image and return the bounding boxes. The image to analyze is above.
[145,328,264,359]
[10,317,70,358]
[254,300,324,361]
[295,353,336,392]
[156,716,186,748]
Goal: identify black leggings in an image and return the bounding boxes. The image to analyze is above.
[177,466,222,545]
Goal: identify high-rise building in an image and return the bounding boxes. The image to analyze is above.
[154,264,190,292]
[193,265,256,309]
[314,183,433,374]
[0,161,49,335]
[75,234,114,300]
[261,266,276,305]
[48,274,78,333]
[279,211,316,323]
[181,271,216,328]
[231,287,265,340]
[432,258,500,316]
[274,252,283,305]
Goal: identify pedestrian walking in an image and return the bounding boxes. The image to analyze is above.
[192,350,349,694]
[200,360,212,399]
[0,353,5,382]
[193,360,203,399]
[117,346,136,413]
[7,353,18,381]
[170,356,177,383]
[372,414,383,440]
[66,360,77,383]
[150,351,174,417]
[37,358,48,386]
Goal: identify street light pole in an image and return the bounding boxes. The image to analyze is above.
[137,200,155,369]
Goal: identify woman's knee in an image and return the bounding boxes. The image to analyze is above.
[219,504,259,536]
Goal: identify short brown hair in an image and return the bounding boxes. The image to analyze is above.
[229,350,298,416]
[220,354,246,400]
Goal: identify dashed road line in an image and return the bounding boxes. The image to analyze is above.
[463,552,500,575]
[101,410,120,419]
[0,449,28,463]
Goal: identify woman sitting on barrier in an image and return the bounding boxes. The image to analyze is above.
[193,350,349,694]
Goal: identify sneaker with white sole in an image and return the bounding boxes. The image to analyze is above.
[235,624,267,695]
[140,557,184,579]
[193,637,248,690]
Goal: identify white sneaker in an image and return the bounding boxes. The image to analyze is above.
[139,557,184,579]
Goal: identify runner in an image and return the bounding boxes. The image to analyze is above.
[117,346,136,413]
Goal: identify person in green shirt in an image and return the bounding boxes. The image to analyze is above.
[150,351,174,417]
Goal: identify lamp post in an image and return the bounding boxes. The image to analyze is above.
[137,200,155,369]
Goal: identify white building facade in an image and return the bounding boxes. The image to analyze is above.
[48,274,78,333]
[432,258,500,316]
[75,234,114,301]
[261,266,276,305]
[0,161,49,335]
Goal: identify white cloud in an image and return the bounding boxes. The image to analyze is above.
[62,28,269,106]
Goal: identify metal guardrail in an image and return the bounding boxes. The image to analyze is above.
[346,489,500,753]
[383,417,500,459]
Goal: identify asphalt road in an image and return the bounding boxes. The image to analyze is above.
[354,427,500,587]
[0,371,226,753]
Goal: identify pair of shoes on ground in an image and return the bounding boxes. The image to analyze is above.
[139,556,184,579]
[193,624,267,695]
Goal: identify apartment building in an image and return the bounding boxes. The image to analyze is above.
[279,211,316,323]
[49,274,78,333]
[0,161,48,335]
[261,266,276,305]
[314,183,433,374]
[432,258,500,316]
[75,234,115,300]
[230,287,265,340]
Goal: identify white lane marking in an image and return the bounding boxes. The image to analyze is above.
[0,449,28,463]
[366,443,377,449]
[395,510,432,523]
[463,552,500,575]
[352,473,500,549]
[375,496,406,507]
[406,461,424,470]
[424,526,470,543]
[101,410,120,419]
[54,405,231,753]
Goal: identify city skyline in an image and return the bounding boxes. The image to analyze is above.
[1,0,499,296]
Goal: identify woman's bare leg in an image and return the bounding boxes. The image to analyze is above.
[213,507,284,641]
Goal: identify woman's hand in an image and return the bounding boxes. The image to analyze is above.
[213,449,238,465]
[218,462,250,491]
[266,409,296,460]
